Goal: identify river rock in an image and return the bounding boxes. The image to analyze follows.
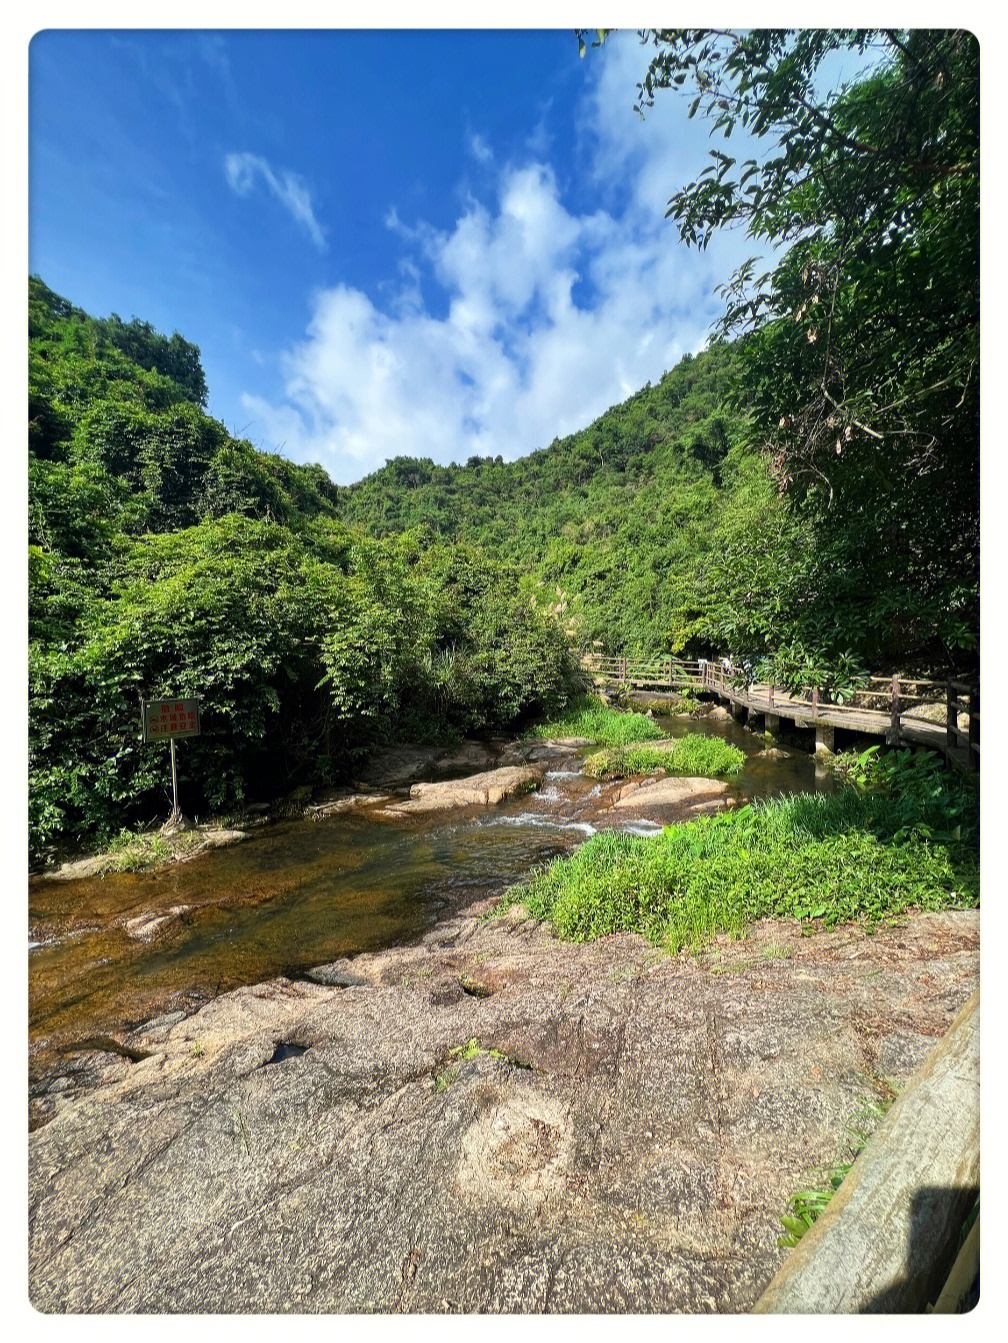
[379,764,545,816]
[124,905,189,941]
[611,775,729,817]
[29,907,977,1313]
[304,962,373,989]
[357,741,506,790]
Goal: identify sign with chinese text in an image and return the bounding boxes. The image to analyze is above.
[142,699,201,743]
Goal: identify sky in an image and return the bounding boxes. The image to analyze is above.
[30,28,826,483]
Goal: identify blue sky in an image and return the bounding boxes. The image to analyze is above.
[31,28,794,482]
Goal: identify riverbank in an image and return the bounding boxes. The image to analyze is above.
[30,731,743,1104]
[29,894,978,1312]
[36,702,751,881]
[38,736,577,879]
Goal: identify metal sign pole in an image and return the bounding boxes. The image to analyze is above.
[142,697,200,830]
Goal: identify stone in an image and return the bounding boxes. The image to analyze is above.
[378,764,545,816]
[611,775,729,817]
[29,907,977,1313]
[304,963,373,989]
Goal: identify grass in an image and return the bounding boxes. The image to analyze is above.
[97,825,207,874]
[759,940,793,961]
[528,695,665,746]
[102,828,174,873]
[451,1037,507,1063]
[505,751,978,952]
[584,733,746,780]
[779,1097,892,1246]
[433,1038,524,1091]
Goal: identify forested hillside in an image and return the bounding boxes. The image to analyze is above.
[334,342,771,656]
[335,30,979,694]
[335,335,977,688]
[28,277,581,863]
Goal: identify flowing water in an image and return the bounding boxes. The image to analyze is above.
[29,712,836,1116]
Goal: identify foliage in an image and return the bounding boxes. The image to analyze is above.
[28,279,581,864]
[583,734,746,778]
[450,1038,507,1063]
[101,828,174,873]
[778,1097,891,1247]
[527,696,664,746]
[507,752,978,950]
[622,29,979,675]
[333,342,762,659]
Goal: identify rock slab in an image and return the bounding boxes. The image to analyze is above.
[29,908,978,1313]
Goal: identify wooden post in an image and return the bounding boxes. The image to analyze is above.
[620,656,627,684]
[889,673,901,746]
[768,683,775,709]
[753,990,979,1314]
[811,687,819,719]
[946,681,956,759]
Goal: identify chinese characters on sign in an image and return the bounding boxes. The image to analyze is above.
[142,699,201,742]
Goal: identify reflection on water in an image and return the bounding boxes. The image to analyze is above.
[29,711,835,1103]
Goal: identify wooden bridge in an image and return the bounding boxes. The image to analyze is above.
[582,652,979,771]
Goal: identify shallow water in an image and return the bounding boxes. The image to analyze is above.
[29,713,835,1102]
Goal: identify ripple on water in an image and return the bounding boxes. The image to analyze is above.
[487,813,597,837]
[619,821,664,838]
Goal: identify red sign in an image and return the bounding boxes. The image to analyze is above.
[142,699,201,742]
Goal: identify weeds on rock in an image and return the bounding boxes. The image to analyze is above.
[584,734,745,780]
[778,1097,892,1246]
[527,696,665,746]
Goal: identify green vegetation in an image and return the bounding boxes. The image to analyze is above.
[507,751,977,951]
[101,828,174,873]
[583,734,746,779]
[333,342,763,661]
[450,1038,507,1063]
[778,1098,892,1247]
[28,278,582,865]
[334,32,977,693]
[626,30,979,684]
[433,1038,514,1091]
[527,695,665,746]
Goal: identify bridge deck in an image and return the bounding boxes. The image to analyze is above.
[582,655,977,769]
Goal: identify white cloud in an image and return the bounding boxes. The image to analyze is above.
[224,151,326,251]
[240,33,766,483]
[468,132,493,164]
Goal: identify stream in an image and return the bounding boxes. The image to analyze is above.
[28,711,836,1121]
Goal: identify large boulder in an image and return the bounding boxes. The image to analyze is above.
[611,775,729,820]
[379,764,545,816]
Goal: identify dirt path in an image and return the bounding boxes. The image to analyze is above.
[29,904,978,1312]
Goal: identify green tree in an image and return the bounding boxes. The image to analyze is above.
[591,29,979,677]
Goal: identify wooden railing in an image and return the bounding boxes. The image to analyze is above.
[754,991,979,1313]
[581,651,979,770]
[946,679,980,772]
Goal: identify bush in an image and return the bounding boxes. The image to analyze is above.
[508,755,978,950]
[584,734,745,779]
